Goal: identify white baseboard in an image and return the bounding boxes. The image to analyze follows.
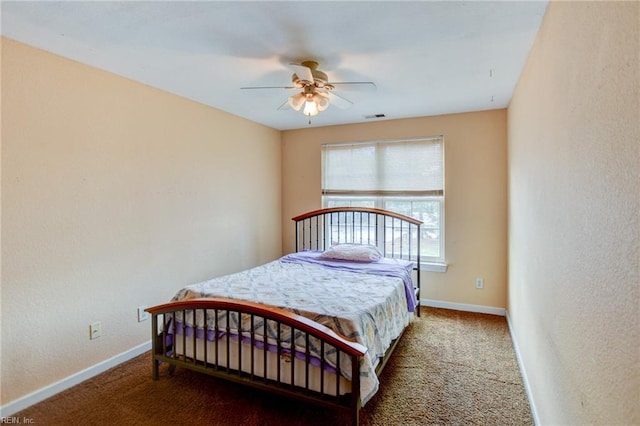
[0,341,151,417]
[420,298,506,316]
[505,310,540,426]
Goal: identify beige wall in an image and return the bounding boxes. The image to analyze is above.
[1,38,282,405]
[282,110,508,309]
[507,2,639,424]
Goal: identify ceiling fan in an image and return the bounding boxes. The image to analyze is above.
[241,61,376,121]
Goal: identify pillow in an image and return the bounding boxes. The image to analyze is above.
[319,244,383,262]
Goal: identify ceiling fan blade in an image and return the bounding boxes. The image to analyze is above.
[289,63,314,84]
[327,92,353,109]
[330,81,377,91]
[240,86,296,90]
[277,99,291,110]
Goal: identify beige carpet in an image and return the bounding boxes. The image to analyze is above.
[15,308,533,425]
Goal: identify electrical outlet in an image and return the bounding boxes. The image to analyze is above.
[137,306,149,322]
[90,321,102,340]
[475,277,484,289]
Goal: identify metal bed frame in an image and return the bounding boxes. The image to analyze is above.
[146,207,422,425]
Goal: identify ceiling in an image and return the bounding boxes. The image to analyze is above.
[1,1,548,131]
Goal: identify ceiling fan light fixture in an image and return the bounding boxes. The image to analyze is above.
[288,93,305,111]
[313,93,330,111]
[303,100,319,116]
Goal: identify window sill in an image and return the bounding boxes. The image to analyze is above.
[419,262,448,273]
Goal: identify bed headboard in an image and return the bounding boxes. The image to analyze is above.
[292,207,423,311]
[292,207,422,258]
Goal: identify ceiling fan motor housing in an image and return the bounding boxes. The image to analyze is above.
[292,61,333,90]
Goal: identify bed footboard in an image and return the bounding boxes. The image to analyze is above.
[145,298,367,425]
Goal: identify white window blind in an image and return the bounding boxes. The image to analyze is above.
[322,136,446,265]
[322,137,444,196]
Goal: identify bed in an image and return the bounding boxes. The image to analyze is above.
[145,207,422,425]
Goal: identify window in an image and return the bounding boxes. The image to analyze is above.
[322,136,445,265]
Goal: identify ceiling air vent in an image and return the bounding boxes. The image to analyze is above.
[364,114,386,119]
